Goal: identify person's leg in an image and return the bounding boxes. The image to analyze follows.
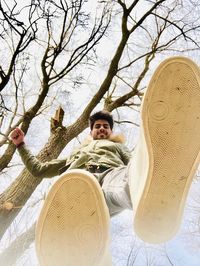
[129,56,200,243]
[35,169,112,266]
[101,166,132,217]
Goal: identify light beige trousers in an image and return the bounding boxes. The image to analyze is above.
[95,166,132,216]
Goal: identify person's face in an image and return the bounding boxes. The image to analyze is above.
[90,119,112,140]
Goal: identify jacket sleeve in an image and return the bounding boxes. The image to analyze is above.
[17,144,66,178]
[118,144,132,165]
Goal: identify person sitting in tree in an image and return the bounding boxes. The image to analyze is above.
[10,57,200,266]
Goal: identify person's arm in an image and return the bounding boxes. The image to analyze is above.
[10,128,66,178]
[118,143,132,165]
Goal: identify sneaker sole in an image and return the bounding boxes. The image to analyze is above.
[134,56,200,243]
[35,169,111,266]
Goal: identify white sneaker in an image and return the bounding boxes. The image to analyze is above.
[35,169,112,266]
[129,56,200,243]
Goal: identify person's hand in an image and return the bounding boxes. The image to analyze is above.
[10,128,25,146]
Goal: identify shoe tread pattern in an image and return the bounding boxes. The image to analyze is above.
[135,57,200,243]
[35,170,109,266]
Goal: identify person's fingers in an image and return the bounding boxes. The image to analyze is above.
[15,127,22,134]
[13,132,19,139]
[10,128,22,140]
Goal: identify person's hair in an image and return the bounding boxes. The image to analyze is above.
[89,110,114,130]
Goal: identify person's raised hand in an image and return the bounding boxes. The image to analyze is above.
[10,128,25,146]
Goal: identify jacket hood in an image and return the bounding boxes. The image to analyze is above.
[109,134,125,143]
[82,134,126,145]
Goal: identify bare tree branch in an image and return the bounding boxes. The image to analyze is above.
[0,223,35,266]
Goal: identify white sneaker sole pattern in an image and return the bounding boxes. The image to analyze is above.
[35,169,111,266]
[134,56,200,243]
